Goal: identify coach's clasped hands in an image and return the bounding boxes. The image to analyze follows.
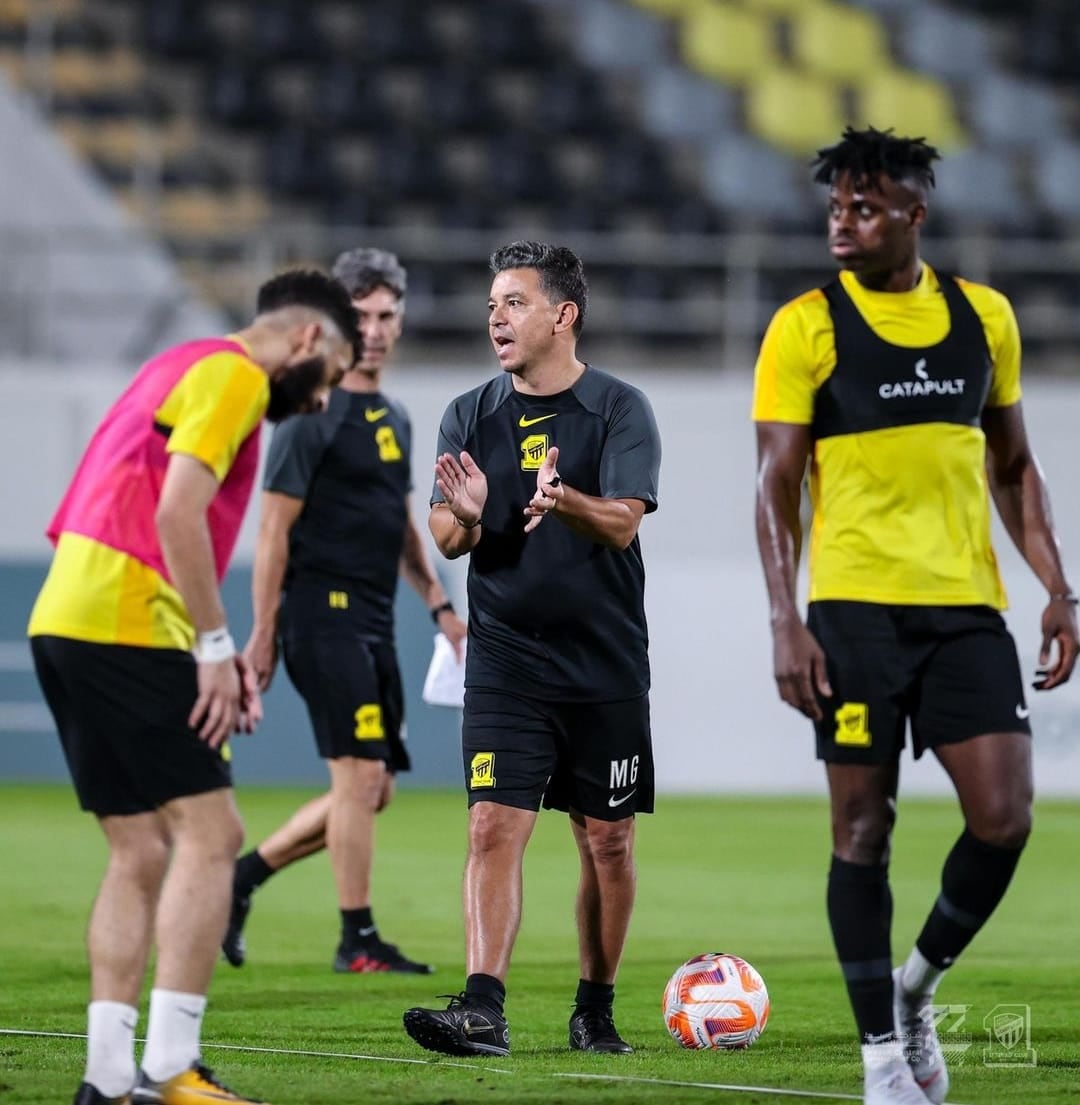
[524,446,564,533]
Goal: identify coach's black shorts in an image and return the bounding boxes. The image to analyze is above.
[461,688,654,820]
[30,635,231,817]
[807,601,1031,764]
[282,634,409,771]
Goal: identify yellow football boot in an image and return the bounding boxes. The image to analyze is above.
[131,1063,269,1104]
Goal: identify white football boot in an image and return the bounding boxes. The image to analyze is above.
[893,966,949,1104]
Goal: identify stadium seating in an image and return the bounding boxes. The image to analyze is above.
[745,69,845,157]
[789,1,890,82]
[681,3,778,86]
[2,0,1078,355]
[854,69,967,151]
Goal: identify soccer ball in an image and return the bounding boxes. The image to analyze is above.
[662,953,770,1050]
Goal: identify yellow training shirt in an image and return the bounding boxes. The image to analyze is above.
[752,265,1021,608]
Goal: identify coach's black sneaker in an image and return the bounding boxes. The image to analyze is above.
[334,936,433,974]
[221,889,251,967]
[403,993,511,1057]
[569,1006,634,1053]
[73,1083,130,1104]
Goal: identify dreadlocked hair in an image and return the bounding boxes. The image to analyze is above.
[811,126,940,190]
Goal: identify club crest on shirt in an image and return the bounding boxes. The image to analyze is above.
[469,752,496,788]
[520,433,549,471]
[834,702,871,746]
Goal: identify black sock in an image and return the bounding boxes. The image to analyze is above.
[827,855,895,1042]
[465,973,506,1017]
[574,979,614,1011]
[340,907,376,945]
[916,829,1024,969]
[234,850,274,897]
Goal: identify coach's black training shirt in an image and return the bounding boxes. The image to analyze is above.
[432,366,660,702]
[265,388,412,640]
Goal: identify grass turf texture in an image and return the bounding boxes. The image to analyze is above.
[1,785,1077,1104]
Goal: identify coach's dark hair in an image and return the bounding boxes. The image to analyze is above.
[490,240,588,336]
[256,269,361,363]
[331,247,408,300]
[812,126,940,192]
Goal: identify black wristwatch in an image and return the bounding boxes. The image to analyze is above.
[430,601,455,623]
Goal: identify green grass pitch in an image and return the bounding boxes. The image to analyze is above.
[1,785,1077,1104]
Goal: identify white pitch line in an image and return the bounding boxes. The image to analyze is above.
[555,1073,982,1105]
[0,1028,982,1104]
[0,1029,512,1075]
[554,1072,861,1100]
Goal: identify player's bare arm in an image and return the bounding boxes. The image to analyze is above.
[157,452,250,746]
[245,490,304,690]
[431,450,487,558]
[523,445,644,548]
[982,401,1078,690]
[400,496,467,656]
[754,422,832,720]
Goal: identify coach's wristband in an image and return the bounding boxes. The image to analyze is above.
[430,601,455,623]
[195,627,236,663]
[1050,592,1079,605]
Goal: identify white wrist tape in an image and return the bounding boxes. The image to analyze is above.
[195,627,236,663]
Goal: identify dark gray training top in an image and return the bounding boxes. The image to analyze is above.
[264,388,412,641]
[432,366,661,702]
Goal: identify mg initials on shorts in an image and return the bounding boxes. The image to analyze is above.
[461,688,654,820]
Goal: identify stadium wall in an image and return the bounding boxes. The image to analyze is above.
[2,363,1078,797]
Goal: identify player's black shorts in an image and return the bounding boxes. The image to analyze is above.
[461,688,654,820]
[282,634,409,771]
[806,601,1032,764]
[31,635,232,817]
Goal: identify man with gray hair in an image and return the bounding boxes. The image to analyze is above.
[223,248,467,974]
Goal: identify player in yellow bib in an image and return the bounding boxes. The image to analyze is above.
[752,128,1077,1105]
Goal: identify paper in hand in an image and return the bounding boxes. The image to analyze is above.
[422,632,466,708]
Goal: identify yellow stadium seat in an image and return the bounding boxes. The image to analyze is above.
[124,188,270,240]
[57,117,198,167]
[741,0,824,14]
[627,0,711,16]
[0,0,80,24]
[790,1,890,81]
[746,67,848,156]
[856,68,968,151]
[681,1,777,86]
[4,48,144,97]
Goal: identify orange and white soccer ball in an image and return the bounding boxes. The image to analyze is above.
[663,953,771,1050]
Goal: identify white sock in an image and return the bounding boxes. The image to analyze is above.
[85,1001,138,1097]
[862,1039,905,1078]
[140,989,206,1082]
[899,947,946,1002]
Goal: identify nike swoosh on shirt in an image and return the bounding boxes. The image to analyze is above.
[518,413,557,428]
[365,407,389,422]
[608,789,636,809]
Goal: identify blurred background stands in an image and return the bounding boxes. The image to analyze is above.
[0,0,1078,369]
